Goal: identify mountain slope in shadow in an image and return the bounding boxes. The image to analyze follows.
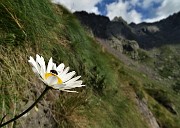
[74,11,180,49]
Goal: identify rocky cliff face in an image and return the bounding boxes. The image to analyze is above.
[74,11,180,49]
[74,11,140,60]
[74,11,136,40]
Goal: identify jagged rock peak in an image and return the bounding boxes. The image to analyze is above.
[112,16,128,24]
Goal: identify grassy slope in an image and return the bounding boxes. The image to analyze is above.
[0,0,179,128]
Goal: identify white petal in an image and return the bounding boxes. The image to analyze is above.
[40,67,45,78]
[34,55,45,77]
[64,84,85,89]
[61,84,85,90]
[61,90,78,93]
[52,63,57,70]
[32,67,46,82]
[32,67,39,76]
[46,76,58,86]
[51,84,66,89]
[59,67,69,78]
[36,55,42,69]
[28,56,37,68]
[35,55,45,75]
[40,57,46,76]
[36,54,41,63]
[56,63,65,73]
[61,71,76,82]
[66,80,83,87]
[47,57,53,73]
[28,56,40,73]
[65,76,81,84]
[40,56,46,73]
[54,81,85,92]
[62,81,84,90]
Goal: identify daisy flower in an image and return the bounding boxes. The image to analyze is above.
[28,54,85,92]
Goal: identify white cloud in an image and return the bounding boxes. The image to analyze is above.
[106,0,180,23]
[52,0,102,14]
[106,0,142,23]
[52,0,180,24]
[129,0,139,6]
[156,0,180,18]
[143,0,180,22]
[128,10,142,23]
[143,16,166,23]
[140,0,163,9]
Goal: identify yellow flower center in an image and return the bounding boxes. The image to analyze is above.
[45,73,63,84]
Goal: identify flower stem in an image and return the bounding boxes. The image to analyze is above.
[0,86,50,127]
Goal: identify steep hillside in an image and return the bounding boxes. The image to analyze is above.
[0,0,180,128]
[75,10,180,128]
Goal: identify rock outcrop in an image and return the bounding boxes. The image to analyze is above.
[137,98,160,128]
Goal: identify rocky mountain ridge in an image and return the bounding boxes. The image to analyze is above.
[74,11,180,49]
[74,11,140,61]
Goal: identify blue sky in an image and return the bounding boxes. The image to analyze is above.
[52,0,180,24]
[96,0,116,15]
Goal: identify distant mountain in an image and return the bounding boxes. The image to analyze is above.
[74,11,180,49]
[131,12,180,48]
